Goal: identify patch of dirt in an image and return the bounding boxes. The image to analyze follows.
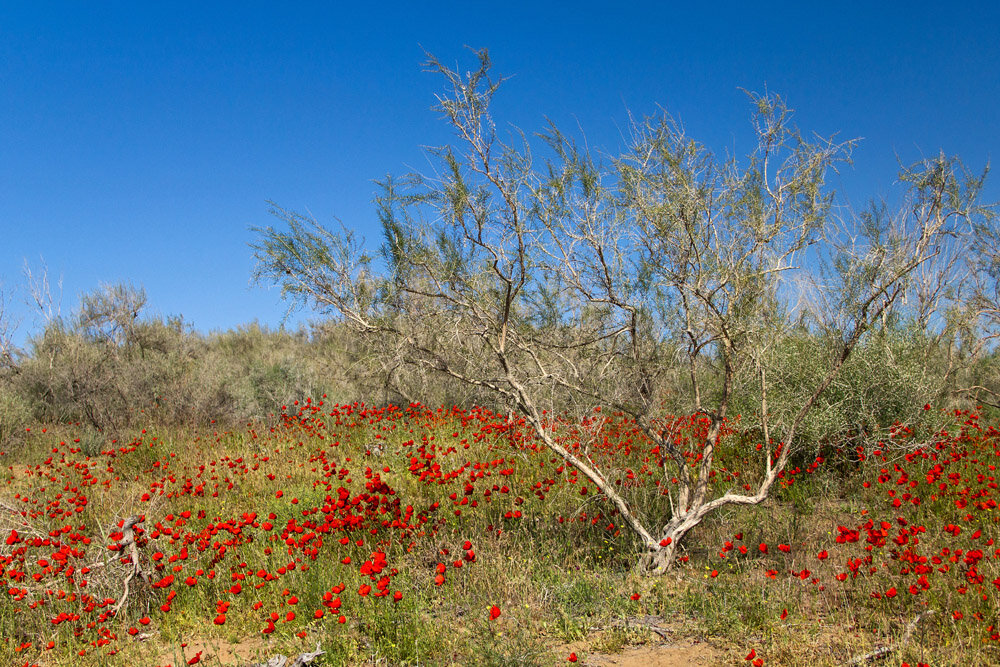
[582,638,725,666]
[559,618,727,667]
[153,636,274,666]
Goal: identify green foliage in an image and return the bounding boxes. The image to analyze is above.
[0,380,31,450]
[727,322,954,455]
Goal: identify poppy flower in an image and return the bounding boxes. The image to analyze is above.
[489,605,501,620]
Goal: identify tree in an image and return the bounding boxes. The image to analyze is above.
[0,281,19,372]
[251,50,990,573]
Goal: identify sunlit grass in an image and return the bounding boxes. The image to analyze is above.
[1,403,997,665]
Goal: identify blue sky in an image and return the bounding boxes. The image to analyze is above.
[2,2,998,346]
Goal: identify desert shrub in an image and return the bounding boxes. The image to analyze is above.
[727,322,955,464]
[0,378,31,450]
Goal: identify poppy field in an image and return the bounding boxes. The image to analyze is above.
[1,400,998,666]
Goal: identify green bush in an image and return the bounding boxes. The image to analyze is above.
[0,380,31,450]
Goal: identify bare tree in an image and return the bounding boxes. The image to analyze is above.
[252,50,989,572]
[0,282,20,372]
[75,282,147,348]
[23,259,62,327]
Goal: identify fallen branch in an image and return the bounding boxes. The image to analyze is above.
[592,615,675,641]
[110,515,151,616]
[247,643,325,667]
[843,610,935,666]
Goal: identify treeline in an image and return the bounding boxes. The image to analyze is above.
[1,281,996,455]
[0,284,359,442]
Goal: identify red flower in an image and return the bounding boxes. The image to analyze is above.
[745,648,756,660]
[568,653,578,663]
[489,605,501,620]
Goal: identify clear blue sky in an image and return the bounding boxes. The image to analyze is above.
[2,1,998,345]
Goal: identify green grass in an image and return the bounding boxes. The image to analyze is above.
[1,404,997,666]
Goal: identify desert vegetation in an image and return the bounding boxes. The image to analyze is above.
[1,50,999,666]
